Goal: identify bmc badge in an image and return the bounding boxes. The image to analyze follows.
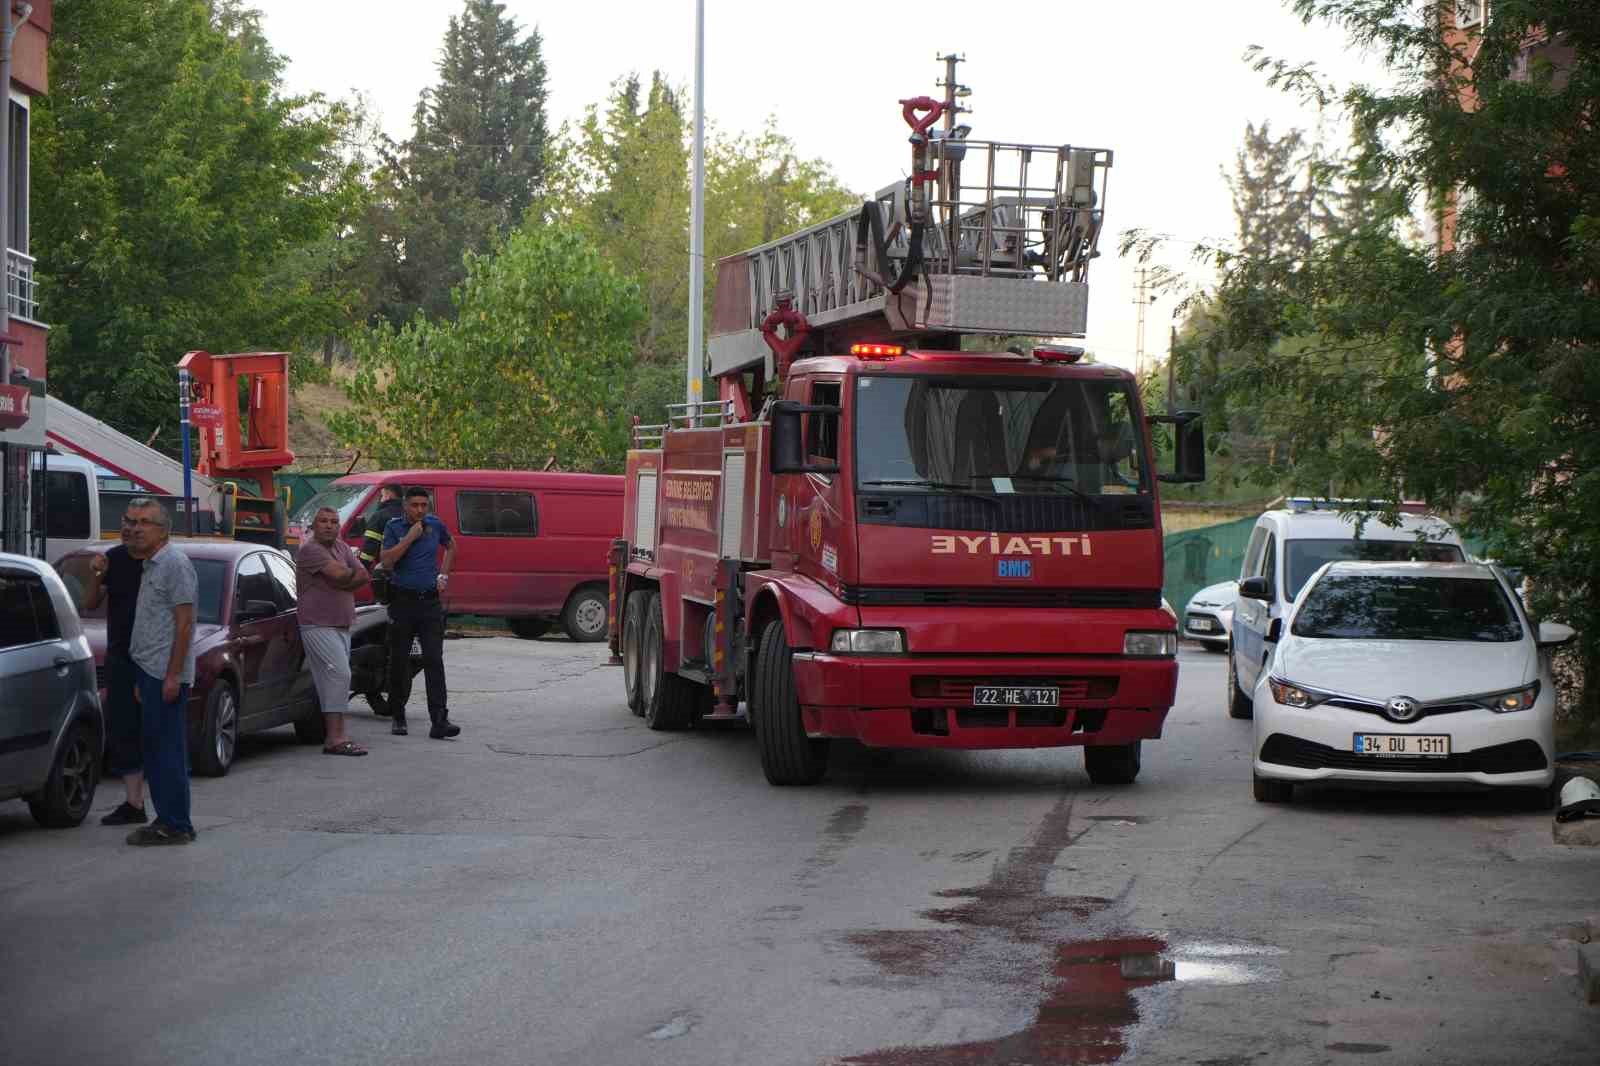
[997,559,1033,579]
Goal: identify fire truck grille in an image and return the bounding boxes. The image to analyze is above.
[858,494,1155,533]
[842,587,1160,609]
[911,676,1120,701]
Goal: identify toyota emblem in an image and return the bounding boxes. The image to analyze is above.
[1384,696,1421,723]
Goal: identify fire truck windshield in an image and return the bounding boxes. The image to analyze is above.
[854,376,1148,497]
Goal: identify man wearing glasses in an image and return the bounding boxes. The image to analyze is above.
[81,507,149,825]
[122,498,200,845]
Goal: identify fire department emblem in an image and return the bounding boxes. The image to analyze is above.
[809,508,823,551]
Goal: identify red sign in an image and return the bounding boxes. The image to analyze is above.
[190,403,224,428]
[0,383,31,430]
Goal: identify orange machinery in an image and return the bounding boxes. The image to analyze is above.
[176,350,297,546]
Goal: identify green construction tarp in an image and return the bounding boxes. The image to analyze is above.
[276,473,343,513]
[1162,516,1256,617]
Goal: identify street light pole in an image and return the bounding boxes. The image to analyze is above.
[686,0,705,410]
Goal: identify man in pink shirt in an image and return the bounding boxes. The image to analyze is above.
[295,507,372,756]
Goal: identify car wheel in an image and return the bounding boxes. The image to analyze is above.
[752,619,829,785]
[27,718,101,828]
[622,590,649,715]
[1253,774,1293,803]
[562,587,609,643]
[508,618,550,640]
[1227,649,1253,720]
[1084,741,1141,785]
[193,682,239,777]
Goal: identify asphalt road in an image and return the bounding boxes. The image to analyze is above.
[2,637,1596,1066]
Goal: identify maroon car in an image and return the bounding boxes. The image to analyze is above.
[55,541,413,776]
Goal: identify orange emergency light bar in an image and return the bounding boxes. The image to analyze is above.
[850,343,904,359]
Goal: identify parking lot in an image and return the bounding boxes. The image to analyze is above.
[2,636,1596,1066]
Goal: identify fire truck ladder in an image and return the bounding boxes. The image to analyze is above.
[707,136,1112,385]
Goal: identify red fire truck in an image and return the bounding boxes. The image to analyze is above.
[610,59,1205,786]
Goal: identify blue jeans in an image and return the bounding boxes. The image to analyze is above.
[133,665,193,835]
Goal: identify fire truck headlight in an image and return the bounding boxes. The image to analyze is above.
[1123,631,1177,657]
[830,629,906,655]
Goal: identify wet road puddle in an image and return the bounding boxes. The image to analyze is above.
[834,793,1281,1065]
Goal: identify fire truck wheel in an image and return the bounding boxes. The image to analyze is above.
[753,620,829,786]
[1083,741,1141,786]
[1226,649,1253,720]
[642,594,692,730]
[622,591,649,715]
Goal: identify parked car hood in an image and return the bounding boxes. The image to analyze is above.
[1187,580,1239,610]
[1273,636,1536,701]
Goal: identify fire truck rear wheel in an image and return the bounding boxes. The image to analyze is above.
[753,620,829,786]
[1083,741,1141,786]
[622,591,649,715]
[642,594,692,731]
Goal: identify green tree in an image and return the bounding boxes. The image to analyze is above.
[330,223,645,471]
[383,0,548,323]
[1177,0,1600,726]
[548,84,857,422]
[34,0,355,448]
[549,72,689,364]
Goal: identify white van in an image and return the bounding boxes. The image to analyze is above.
[32,452,100,564]
[1226,500,1465,718]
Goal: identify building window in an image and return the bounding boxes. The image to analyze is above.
[1456,1,1486,29]
[8,99,25,254]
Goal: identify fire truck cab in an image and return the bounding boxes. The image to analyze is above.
[611,60,1205,786]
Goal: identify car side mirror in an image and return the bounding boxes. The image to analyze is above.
[1239,576,1272,601]
[1537,621,1575,649]
[1266,617,1283,643]
[236,598,276,624]
[1152,411,1205,484]
[769,400,841,476]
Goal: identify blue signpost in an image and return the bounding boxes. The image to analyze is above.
[178,367,194,535]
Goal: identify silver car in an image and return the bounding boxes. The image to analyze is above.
[0,551,103,827]
[1183,580,1237,652]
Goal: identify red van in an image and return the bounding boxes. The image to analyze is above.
[287,470,624,641]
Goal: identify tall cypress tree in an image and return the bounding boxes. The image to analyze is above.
[386,0,548,322]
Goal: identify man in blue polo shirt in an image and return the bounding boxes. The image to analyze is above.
[379,487,458,739]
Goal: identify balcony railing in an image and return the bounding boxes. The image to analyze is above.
[7,248,37,322]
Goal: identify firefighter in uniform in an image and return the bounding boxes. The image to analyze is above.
[359,483,405,718]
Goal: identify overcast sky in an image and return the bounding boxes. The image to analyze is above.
[258,0,1387,373]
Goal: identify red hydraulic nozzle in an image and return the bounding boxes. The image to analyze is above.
[898,96,945,137]
[759,297,812,381]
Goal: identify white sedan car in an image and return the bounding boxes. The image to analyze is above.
[1251,561,1572,805]
[1182,580,1237,651]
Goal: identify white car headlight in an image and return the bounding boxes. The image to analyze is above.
[1123,631,1176,657]
[1267,677,1325,709]
[1476,681,1540,713]
[830,629,905,654]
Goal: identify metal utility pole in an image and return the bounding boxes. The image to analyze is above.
[1167,323,1177,416]
[686,0,705,408]
[1132,267,1152,377]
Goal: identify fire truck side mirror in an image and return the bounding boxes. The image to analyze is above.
[769,400,841,476]
[1152,411,1206,484]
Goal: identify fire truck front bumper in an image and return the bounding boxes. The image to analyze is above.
[788,652,1176,749]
